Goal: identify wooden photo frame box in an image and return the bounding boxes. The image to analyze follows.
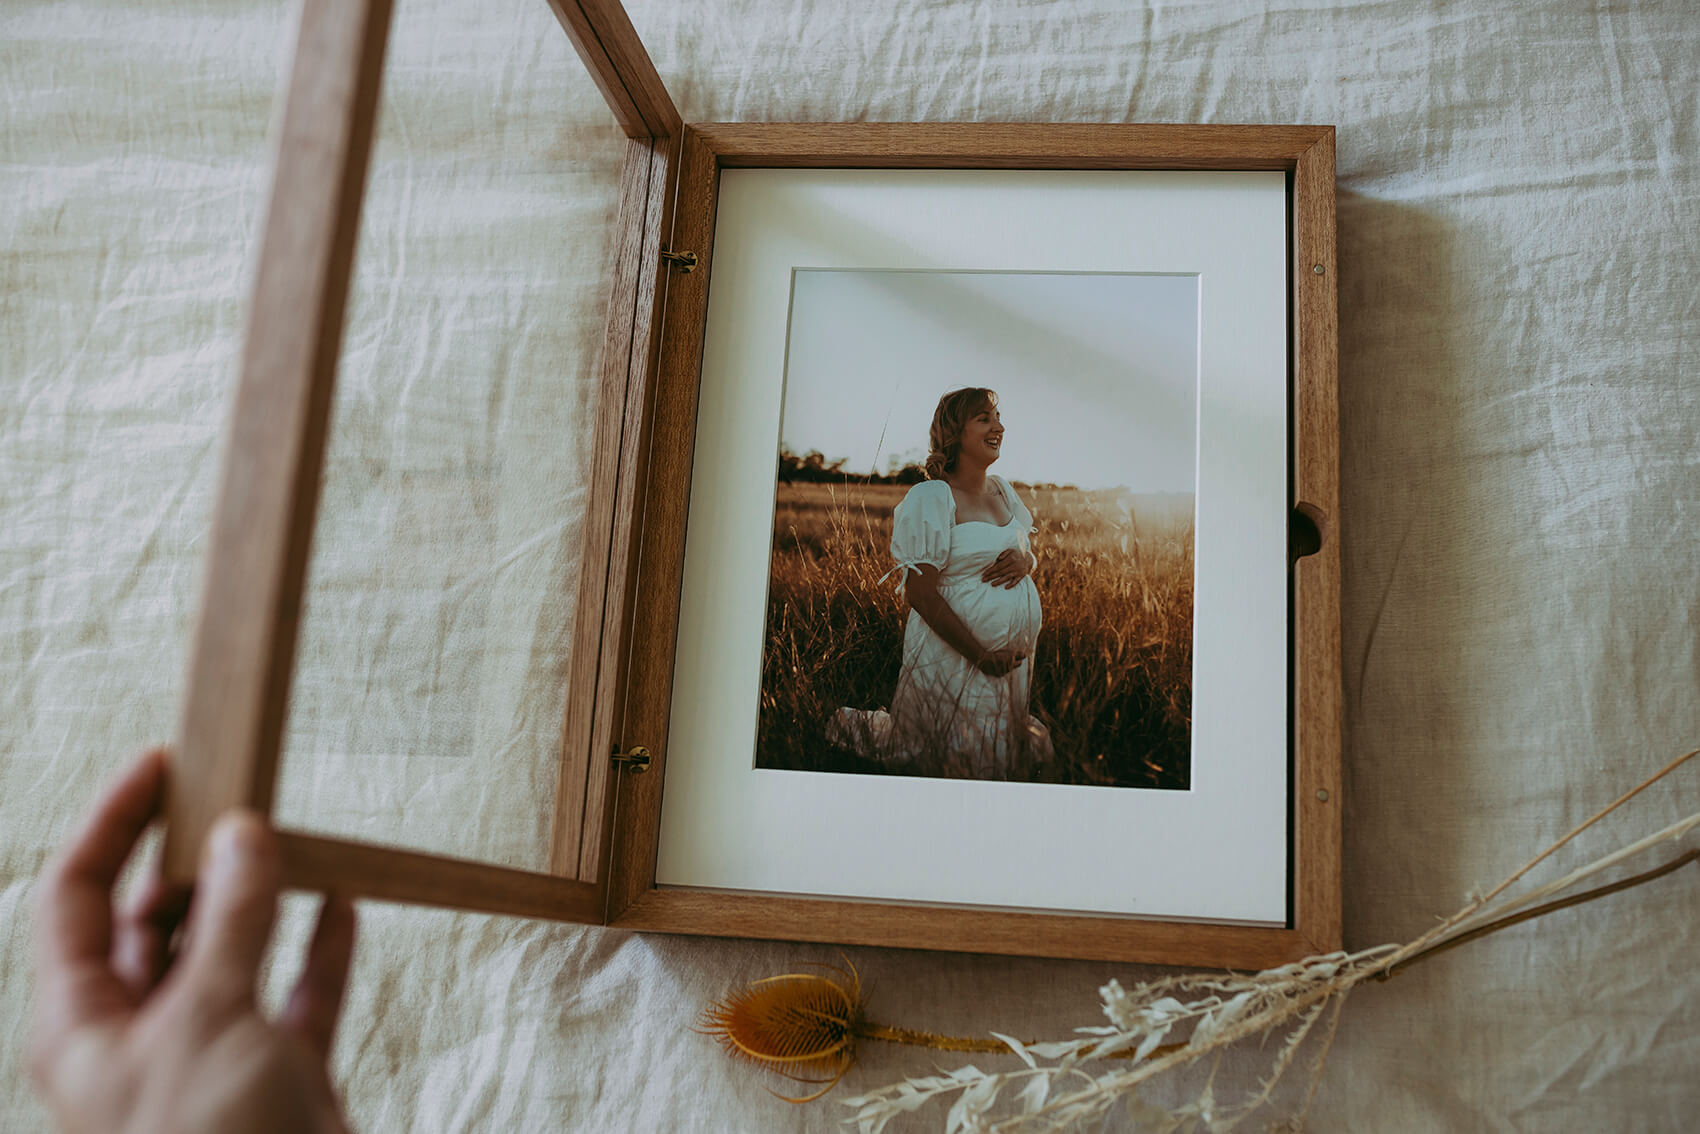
[163,0,1340,969]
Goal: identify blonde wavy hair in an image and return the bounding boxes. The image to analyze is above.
[923,387,998,480]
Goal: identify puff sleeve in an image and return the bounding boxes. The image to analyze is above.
[885,480,954,586]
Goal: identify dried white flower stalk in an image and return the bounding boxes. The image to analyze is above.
[841,751,1698,1133]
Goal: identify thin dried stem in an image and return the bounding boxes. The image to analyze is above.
[1217,998,1329,1130]
[1444,809,1700,936]
[1359,749,1698,979]
[1469,747,1697,910]
[860,1025,1011,1053]
[1298,989,1348,1124]
[1380,847,1698,980]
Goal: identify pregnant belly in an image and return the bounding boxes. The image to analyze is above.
[942,576,1042,652]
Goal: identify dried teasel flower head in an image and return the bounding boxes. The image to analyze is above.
[698,961,867,1102]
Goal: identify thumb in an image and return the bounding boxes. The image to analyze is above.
[180,810,281,1011]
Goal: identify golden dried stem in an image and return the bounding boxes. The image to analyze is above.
[860,1022,1184,1061]
[859,1024,1009,1053]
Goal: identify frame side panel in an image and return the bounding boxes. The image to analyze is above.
[617,890,1313,969]
[551,138,656,879]
[1291,131,1344,953]
[278,831,602,922]
[604,128,720,918]
[694,122,1331,169]
[576,134,683,884]
[164,0,395,883]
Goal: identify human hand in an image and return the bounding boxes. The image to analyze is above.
[980,547,1034,589]
[975,646,1027,677]
[30,748,357,1134]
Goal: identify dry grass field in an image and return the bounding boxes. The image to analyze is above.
[757,480,1193,789]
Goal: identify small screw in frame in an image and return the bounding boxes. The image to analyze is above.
[612,745,651,774]
[660,249,698,273]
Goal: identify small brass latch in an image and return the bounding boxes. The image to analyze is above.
[659,249,698,273]
[611,745,651,773]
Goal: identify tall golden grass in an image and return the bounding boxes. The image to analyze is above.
[757,481,1193,789]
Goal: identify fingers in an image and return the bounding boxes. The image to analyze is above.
[280,895,357,1062]
[981,550,1030,588]
[38,749,168,964]
[35,748,169,1024]
[178,811,281,1012]
[111,870,192,1001]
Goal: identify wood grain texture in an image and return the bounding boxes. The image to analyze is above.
[604,122,1343,965]
[604,127,719,920]
[577,135,681,884]
[1291,130,1343,953]
[550,138,656,881]
[543,0,680,139]
[277,830,602,922]
[692,122,1333,169]
[163,0,394,884]
[551,133,682,884]
[615,890,1308,969]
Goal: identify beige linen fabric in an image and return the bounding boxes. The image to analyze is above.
[3,0,1698,1130]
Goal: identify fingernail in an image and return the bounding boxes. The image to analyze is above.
[209,811,265,869]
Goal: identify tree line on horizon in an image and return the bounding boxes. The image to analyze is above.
[776,446,1077,491]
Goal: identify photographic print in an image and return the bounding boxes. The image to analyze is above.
[757,269,1198,789]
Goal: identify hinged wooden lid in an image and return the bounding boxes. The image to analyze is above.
[163,0,684,926]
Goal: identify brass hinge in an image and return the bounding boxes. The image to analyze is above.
[611,744,651,774]
[659,248,698,273]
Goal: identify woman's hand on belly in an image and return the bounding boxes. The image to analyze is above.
[975,646,1027,677]
[980,546,1036,589]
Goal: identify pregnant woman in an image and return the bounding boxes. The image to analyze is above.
[830,387,1054,778]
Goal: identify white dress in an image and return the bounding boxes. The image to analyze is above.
[828,476,1054,778]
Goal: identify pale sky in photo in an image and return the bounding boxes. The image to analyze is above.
[779,269,1198,492]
